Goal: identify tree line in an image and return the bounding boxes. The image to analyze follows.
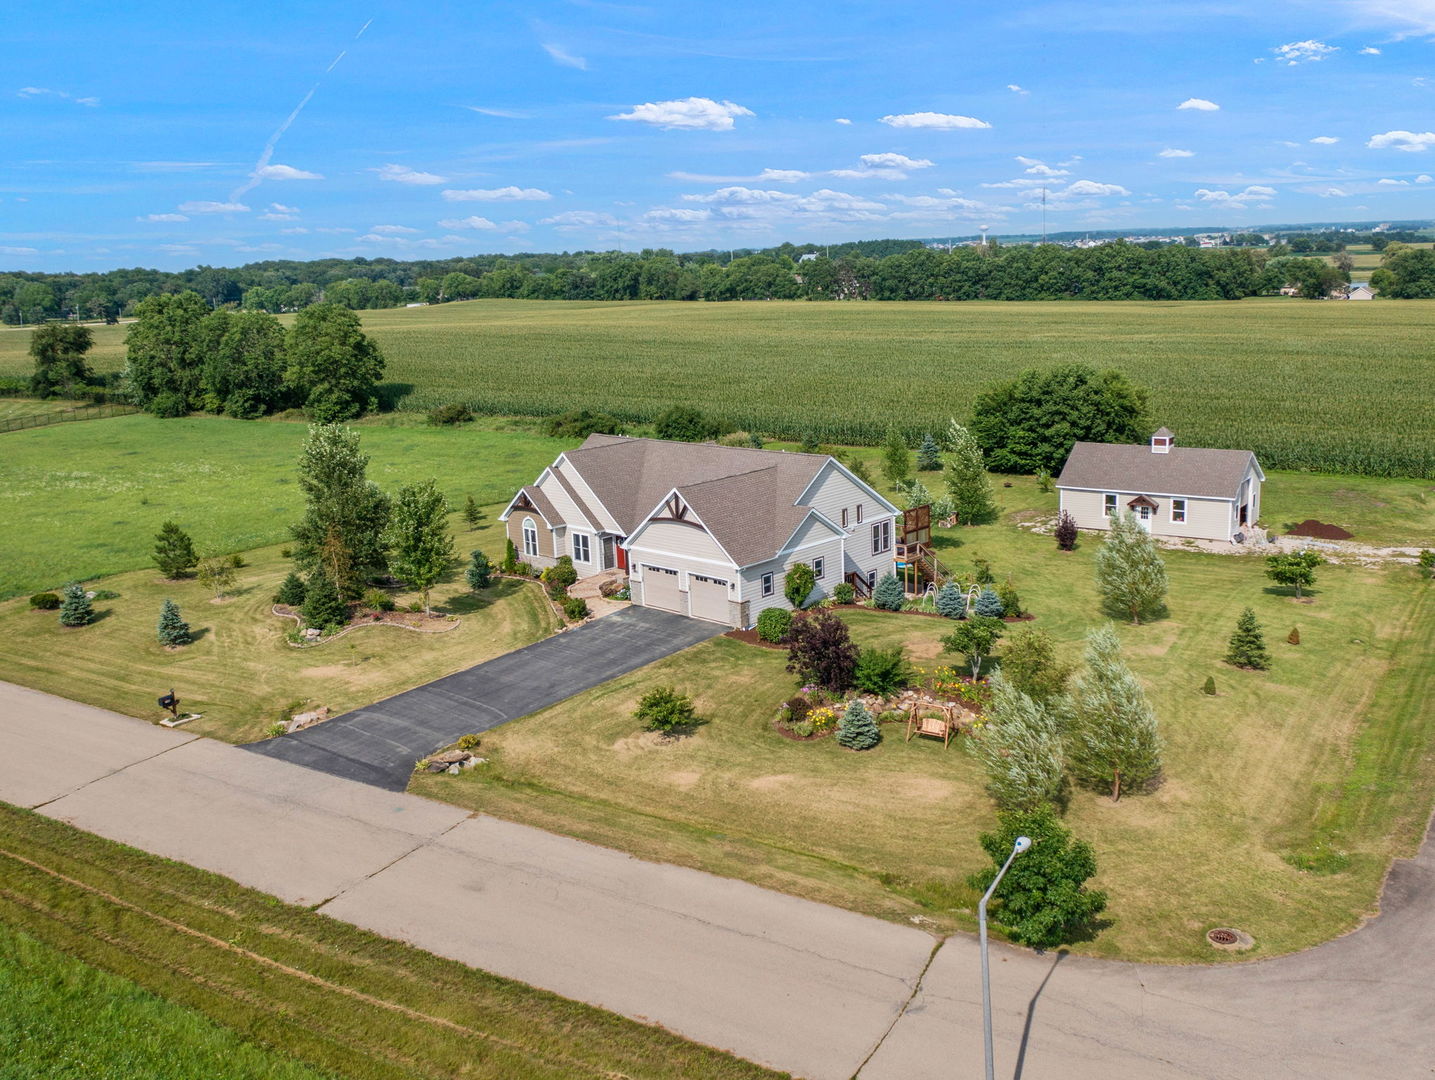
[7,229,1432,323]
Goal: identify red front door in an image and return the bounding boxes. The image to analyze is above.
[617,542,628,571]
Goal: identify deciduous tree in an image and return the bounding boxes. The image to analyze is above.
[28,323,93,398]
[967,673,1066,810]
[1095,510,1168,624]
[998,627,1071,703]
[1067,625,1162,801]
[786,609,859,692]
[290,424,391,598]
[784,562,816,609]
[383,479,454,615]
[285,304,385,422]
[941,614,1004,676]
[1265,550,1323,598]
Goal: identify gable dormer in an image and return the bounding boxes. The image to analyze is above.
[1150,427,1174,454]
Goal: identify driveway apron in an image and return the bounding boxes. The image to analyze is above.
[246,606,722,790]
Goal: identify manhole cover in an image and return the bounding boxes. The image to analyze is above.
[1206,927,1253,950]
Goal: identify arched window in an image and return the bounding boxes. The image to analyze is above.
[522,519,539,558]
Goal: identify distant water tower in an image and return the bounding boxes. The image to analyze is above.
[979,225,990,246]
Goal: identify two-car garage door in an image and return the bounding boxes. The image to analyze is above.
[641,565,730,624]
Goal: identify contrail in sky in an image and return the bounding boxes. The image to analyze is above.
[229,17,373,201]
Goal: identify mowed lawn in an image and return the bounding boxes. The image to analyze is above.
[0,412,573,599]
[2,298,1434,475]
[0,924,328,1080]
[415,477,1435,963]
[0,518,557,743]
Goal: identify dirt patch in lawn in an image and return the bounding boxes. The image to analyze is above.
[666,770,703,789]
[610,730,680,754]
[1287,519,1354,540]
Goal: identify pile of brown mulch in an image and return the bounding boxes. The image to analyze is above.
[724,628,786,650]
[1286,519,1354,540]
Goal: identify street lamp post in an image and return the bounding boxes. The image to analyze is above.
[979,835,1031,1080]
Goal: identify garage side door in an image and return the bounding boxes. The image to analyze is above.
[689,574,730,624]
[641,565,683,614]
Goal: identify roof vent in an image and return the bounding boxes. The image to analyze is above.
[1151,427,1173,454]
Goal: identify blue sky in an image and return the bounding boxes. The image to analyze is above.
[4,0,1435,271]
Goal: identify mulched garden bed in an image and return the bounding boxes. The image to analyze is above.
[1286,519,1354,540]
[724,628,787,649]
[771,717,834,741]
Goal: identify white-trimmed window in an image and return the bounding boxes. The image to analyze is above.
[522,520,539,558]
[856,503,865,524]
[813,556,825,580]
[572,533,591,562]
[761,571,775,597]
[1103,493,1118,518]
[841,507,849,528]
[871,519,892,555]
[1170,498,1187,524]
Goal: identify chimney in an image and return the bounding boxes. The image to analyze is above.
[1151,427,1173,454]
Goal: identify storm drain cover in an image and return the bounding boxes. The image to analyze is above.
[1208,929,1238,946]
[1206,927,1254,950]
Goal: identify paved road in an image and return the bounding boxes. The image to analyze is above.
[247,606,723,789]
[3,681,1432,1079]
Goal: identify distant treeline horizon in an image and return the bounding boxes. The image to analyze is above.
[3,227,1433,324]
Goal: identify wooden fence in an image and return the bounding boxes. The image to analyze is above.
[0,402,140,434]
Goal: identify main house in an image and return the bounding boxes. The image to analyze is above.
[501,434,901,627]
[1056,428,1265,542]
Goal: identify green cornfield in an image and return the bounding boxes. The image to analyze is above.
[2,297,1431,476]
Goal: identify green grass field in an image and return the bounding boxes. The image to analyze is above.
[0,923,330,1080]
[0,413,573,600]
[0,804,784,1080]
[413,476,1435,963]
[0,518,556,743]
[1,297,1432,475]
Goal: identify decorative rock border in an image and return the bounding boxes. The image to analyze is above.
[272,605,460,648]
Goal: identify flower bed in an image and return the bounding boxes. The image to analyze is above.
[772,670,988,743]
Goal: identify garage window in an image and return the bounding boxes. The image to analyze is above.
[761,572,774,597]
[522,520,539,558]
[813,556,825,580]
[572,533,591,562]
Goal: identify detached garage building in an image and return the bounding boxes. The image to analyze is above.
[501,434,899,627]
[1056,428,1265,543]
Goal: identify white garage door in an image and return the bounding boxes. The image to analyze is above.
[641,565,683,614]
[689,574,730,624]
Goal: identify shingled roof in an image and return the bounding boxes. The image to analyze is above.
[1057,441,1261,500]
[561,435,845,566]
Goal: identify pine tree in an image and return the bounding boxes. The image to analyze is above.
[998,579,1023,617]
[153,520,198,579]
[916,432,942,471]
[465,550,492,591]
[1068,625,1162,801]
[289,424,391,599]
[156,599,192,646]
[836,699,881,750]
[274,571,306,607]
[873,572,906,611]
[1287,626,1301,645]
[935,581,966,619]
[1202,675,1217,696]
[1054,509,1079,551]
[974,586,1005,618]
[463,495,483,529]
[1095,510,1168,624]
[1225,607,1270,670]
[300,572,348,631]
[966,673,1065,810]
[58,582,93,627]
[503,538,518,574]
[881,426,910,486]
[942,420,997,526]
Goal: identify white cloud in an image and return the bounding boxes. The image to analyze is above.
[139,213,189,222]
[280,227,309,234]
[541,210,620,228]
[1361,46,1382,55]
[270,202,298,213]
[541,43,588,70]
[834,117,852,125]
[0,245,39,254]
[1310,136,1340,145]
[178,200,250,213]
[462,105,531,119]
[375,163,449,185]
[860,153,934,170]
[256,163,322,181]
[644,207,711,222]
[609,97,754,132]
[441,186,551,201]
[17,86,98,106]
[879,111,991,130]
[1419,174,1434,183]
[1063,180,1131,197]
[1367,130,1435,152]
[437,216,509,230]
[1158,148,1195,158]
[1007,84,1028,95]
[258,212,297,221]
[682,186,796,205]
[757,168,810,182]
[1319,186,1350,197]
[1192,185,1276,207]
[1025,163,1069,176]
[667,168,810,183]
[1378,177,1409,184]
[1177,98,1220,111]
[1272,40,1338,65]
[369,224,419,234]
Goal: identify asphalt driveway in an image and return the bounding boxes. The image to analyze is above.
[247,606,723,790]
